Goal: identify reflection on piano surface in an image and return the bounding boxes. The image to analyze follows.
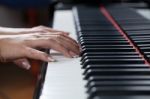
[35,2,150,99]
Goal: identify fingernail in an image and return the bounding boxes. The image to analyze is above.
[69,51,79,58]
[63,32,69,36]
[22,62,31,70]
[47,57,56,62]
[66,32,70,35]
[65,55,73,58]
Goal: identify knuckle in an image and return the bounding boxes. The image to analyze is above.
[58,32,64,34]
[0,55,6,62]
[41,52,48,59]
[61,46,69,53]
[21,46,28,55]
[56,34,62,39]
[38,25,45,28]
[24,47,35,56]
[57,35,61,38]
[44,53,48,58]
[0,49,7,62]
[56,32,65,35]
[48,37,53,41]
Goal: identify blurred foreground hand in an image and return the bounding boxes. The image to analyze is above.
[0,26,80,70]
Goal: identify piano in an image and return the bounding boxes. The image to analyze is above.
[34,1,150,99]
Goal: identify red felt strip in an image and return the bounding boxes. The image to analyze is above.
[100,5,150,66]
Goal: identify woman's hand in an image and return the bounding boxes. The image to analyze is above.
[0,26,80,70]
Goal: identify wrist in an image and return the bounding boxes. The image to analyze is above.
[0,27,30,34]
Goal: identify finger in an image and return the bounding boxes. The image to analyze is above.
[24,47,56,62]
[69,51,79,58]
[53,35,80,55]
[20,31,70,40]
[35,26,69,35]
[46,39,73,57]
[23,38,72,58]
[40,31,69,37]
[33,32,78,48]
[45,32,77,45]
[14,58,31,70]
[60,35,79,48]
[41,27,69,35]
[49,32,79,49]
[33,32,77,46]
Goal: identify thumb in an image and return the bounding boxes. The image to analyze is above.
[14,58,31,70]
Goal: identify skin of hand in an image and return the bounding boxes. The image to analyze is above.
[0,26,80,70]
[0,25,62,35]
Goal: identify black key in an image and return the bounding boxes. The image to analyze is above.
[131,36,150,39]
[84,64,149,70]
[78,31,120,34]
[138,44,150,47]
[80,25,116,31]
[90,96,150,99]
[79,34,122,38]
[122,25,150,31]
[140,47,150,52]
[78,27,116,31]
[80,41,129,46]
[82,47,135,53]
[88,81,150,87]
[77,21,111,26]
[84,68,150,79]
[81,45,132,49]
[80,37,126,41]
[144,52,150,55]
[78,22,112,26]
[133,38,150,41]
[81,55,141,61]
[80,39,127,42]
[88,75,150,83]
[84,64,149,75]
[87,81,150,93]
[79,36,125,39]
[81,52,139,57]
[89,86,150,99]
[79,33,121,37]
[82,59,145,68]
[126,31,150,36]
[134,40,150,44]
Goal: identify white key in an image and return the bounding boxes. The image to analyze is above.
[40,10,87,99]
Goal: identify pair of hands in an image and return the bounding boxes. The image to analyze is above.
[0,26,80,70]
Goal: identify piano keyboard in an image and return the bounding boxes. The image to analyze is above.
[38,4,150,99]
